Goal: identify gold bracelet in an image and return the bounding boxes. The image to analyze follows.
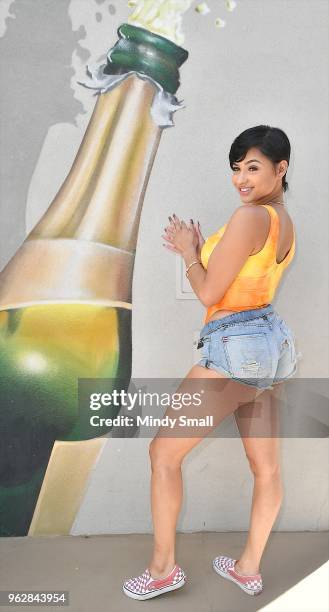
[185,260,201,277]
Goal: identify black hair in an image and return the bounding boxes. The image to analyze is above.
[229,125,291,192]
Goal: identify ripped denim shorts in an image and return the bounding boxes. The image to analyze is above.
[196,304,302,390]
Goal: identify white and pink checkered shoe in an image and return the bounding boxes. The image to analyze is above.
[123,563,187,600]
[212,555,263,596]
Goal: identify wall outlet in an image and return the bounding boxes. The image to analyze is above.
[176,256,198,299]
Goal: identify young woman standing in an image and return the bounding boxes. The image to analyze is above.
[123,125,299,599]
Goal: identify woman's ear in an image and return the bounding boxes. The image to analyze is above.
[278,160,288,177]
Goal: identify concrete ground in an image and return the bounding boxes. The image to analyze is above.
[0,532,328,612]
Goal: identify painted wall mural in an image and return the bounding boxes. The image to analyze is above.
[0,10,189,538]
[0,0,240,537]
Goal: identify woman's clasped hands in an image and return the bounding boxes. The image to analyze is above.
[162,213,205,259]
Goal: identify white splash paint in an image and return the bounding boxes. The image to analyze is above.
[26,0,124,233]
[215,17,226,28]
[0,0,16,38]
[226,0,237,11]
[195,3,210,16]
[128,0,193,45]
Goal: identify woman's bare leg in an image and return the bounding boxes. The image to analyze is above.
[148,448,183,577]
[233,385,284,575]
[147,365,262,578]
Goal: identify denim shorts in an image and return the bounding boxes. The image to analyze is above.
[196,304,301,390]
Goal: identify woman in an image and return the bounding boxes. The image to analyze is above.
[123,125,299,600]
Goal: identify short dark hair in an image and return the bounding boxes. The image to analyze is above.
[229,125,291,192]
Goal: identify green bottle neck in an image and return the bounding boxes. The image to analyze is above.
[104,23,188,94]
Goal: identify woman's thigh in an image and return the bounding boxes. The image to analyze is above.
[233,384,284,473]
[149,363,266,464]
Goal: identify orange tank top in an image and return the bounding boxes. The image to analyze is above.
[200,204,296,324]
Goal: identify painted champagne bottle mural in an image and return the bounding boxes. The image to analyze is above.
[0,20,188,536]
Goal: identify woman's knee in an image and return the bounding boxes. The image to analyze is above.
[248,458,282,479]
[148,439,183,470]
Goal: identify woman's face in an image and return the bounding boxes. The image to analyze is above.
[231,147,287,204]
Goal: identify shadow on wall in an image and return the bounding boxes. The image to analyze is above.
[0,0,87,270]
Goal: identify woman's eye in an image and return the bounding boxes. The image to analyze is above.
[232,167,258,172]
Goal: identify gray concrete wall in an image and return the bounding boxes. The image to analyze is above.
[1,0,328,534]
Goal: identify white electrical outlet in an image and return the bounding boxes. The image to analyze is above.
[176,256,198,299]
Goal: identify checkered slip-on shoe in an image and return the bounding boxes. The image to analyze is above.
[123,564,187,600]
[212,555,263,596]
